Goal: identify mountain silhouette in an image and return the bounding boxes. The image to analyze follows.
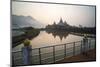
[12,15,43,29]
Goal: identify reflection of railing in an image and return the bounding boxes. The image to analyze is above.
[12,39,96,66]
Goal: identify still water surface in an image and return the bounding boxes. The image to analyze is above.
[13,31,83,51]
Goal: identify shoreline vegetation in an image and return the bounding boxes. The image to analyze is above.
[12,27,40,48]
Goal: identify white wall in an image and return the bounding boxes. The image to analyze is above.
[0,0,100,67]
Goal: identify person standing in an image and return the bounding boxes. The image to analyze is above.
[82,34,88,56]
[22,39,32,65]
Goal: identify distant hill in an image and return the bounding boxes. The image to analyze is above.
[12,15,43,29]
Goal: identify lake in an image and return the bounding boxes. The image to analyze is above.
[12,31,85,51]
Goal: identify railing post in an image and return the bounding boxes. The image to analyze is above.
[53,46,55,63]
[64,44,66,57]
[73,42,75,56]
[39,48,41,64]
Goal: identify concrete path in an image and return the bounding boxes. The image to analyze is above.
[56,49,96,63]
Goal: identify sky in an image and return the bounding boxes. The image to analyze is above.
[12,1,96,28]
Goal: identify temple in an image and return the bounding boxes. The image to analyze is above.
[46,18,70,29]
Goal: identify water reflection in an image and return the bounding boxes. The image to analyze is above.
[13,31,83,51]
[46,30,69,41]
[30,31,83,49]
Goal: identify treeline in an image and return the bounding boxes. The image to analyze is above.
[46,26,96,34]
[12,27,40,48]
[65,26,96,34]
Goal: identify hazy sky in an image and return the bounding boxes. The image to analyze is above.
[12,1,96,27]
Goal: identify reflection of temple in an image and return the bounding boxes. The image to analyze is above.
[46,18,70,29]
[46,30,69,41]
[46,18,70,40]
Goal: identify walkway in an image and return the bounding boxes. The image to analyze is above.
[56,49,96,63]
